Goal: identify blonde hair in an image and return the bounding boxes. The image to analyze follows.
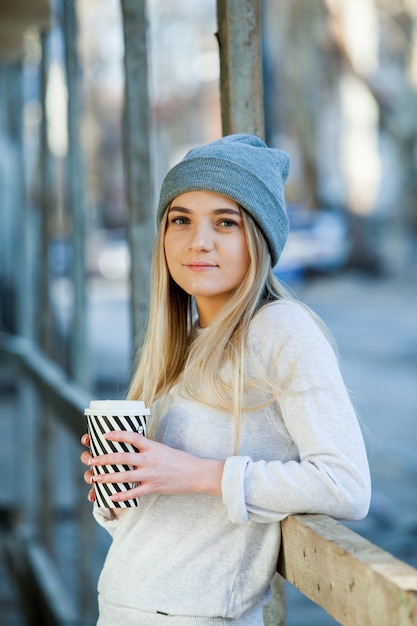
[128,207,295,450]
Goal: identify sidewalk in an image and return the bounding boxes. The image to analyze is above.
[299,272,417,557]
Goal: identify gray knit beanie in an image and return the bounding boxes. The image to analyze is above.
[156,134,291,266]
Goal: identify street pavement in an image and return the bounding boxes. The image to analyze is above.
[299,272,417,558]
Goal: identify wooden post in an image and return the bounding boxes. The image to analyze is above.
[216,0,265,139]
[120,0,154,353]
[0,60,43,538]
[0,63,20,334]
[0,67,8,310]
[9,61,27,334]
[37,31,54,354]
[62,0,89,387]
[216,3,283,623]
[62,3,96,617]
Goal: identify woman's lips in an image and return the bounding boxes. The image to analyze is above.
[184,262,217,271]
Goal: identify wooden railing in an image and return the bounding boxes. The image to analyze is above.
[1,332,417,626]
[278,515,417,625]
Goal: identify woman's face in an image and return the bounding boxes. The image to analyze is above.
[164,190,250,326]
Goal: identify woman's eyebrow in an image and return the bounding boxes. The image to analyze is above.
[168,206,241,216]
[212,208,241,216]
[168,206,192,213]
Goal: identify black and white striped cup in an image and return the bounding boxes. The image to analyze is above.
[84,400,150,508]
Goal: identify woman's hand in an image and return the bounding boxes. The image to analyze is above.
[80,431,225,505]
[80,433,96,502]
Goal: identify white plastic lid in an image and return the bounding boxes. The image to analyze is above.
[84,400,150,416]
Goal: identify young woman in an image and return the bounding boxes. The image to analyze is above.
[81,134,371,626]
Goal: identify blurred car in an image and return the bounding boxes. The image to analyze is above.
[86,229,130,280]
[273,205,351,283]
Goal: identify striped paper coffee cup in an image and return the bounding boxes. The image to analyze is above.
[84,400,150,508]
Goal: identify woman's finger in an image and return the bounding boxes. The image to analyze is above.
[88,451,141,467]
[81,433,90,447]
[92,469,136,484]
[80,450,93,466]
[104,430,146,449]
[83,468,95,485]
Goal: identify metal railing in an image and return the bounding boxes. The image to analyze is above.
[1,332,99,625]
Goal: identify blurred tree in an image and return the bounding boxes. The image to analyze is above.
[263,0,331,211]
[371,1,417,241]
[324,0,417,270]
[263,0,417,272]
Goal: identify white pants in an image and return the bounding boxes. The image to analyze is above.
[97,597,264,626]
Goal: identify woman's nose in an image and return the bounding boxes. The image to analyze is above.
[188,223,214,251]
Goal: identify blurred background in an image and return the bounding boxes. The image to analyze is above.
[0,1,416,625]
[9,0,416,382]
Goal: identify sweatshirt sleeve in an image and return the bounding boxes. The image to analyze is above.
[221,301,371,525]
[93,504,127,535]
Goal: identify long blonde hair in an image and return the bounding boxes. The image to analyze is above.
[127,206,293,449]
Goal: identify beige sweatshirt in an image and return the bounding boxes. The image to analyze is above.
[93,300,371,622]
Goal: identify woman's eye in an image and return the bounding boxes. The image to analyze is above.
[171,216,189,225]
[219,219,237,228]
